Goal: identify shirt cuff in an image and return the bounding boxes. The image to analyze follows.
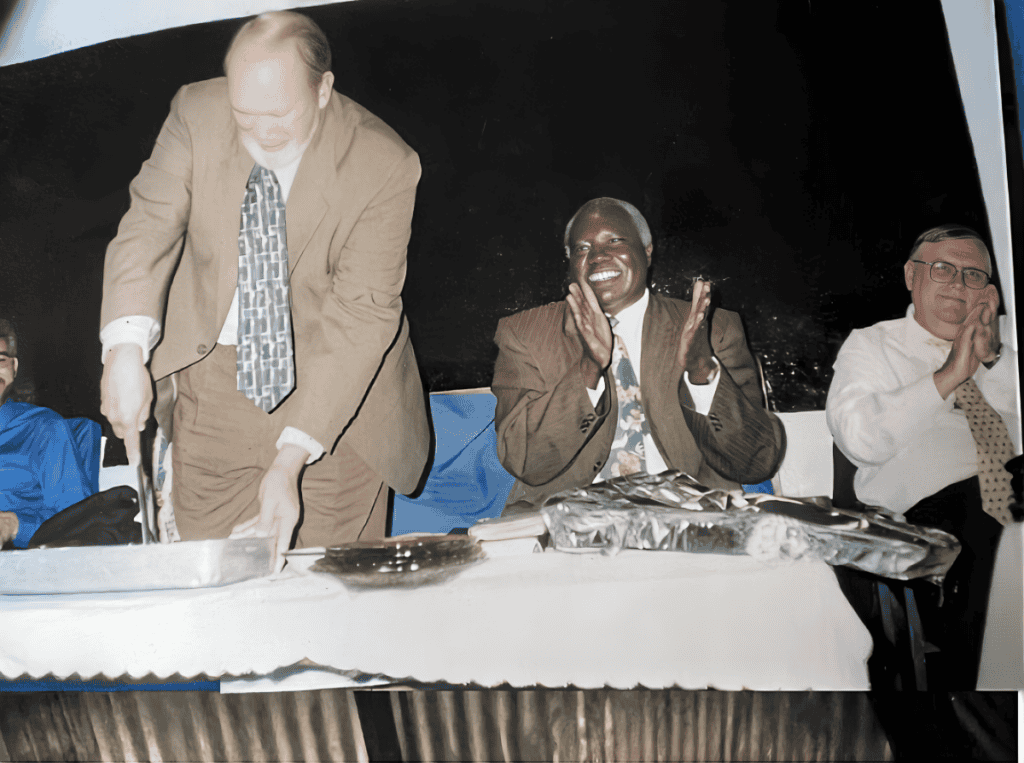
[586,376,606,407]
[100,317,161,364]
[684,359,721,416]
[276,427,326,465]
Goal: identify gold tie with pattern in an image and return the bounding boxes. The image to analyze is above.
[955,377,1014,525]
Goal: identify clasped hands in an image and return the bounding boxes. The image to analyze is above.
[101,343,303,571]
[934,285,1001,400]
[564,278,715,389]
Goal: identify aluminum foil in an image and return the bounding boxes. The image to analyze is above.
[540,471,960,585]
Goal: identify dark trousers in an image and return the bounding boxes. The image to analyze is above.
[835,476,1003,690]
[903,476,1003,690]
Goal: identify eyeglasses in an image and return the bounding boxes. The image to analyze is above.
[909,260,991,290]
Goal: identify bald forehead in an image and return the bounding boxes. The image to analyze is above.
[227,31,301,72]
[917,238,991,274]
[570,206,638,242]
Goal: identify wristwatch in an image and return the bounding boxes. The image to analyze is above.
[983,344,1002,370]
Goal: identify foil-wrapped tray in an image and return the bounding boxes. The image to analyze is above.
[539,471,960,584]
[311,535,485,589]
[0,537,276,595]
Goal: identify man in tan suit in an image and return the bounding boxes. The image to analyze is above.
[100,12,430,567]
[492,197,784,507]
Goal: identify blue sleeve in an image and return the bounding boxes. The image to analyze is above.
[15,418,95,547]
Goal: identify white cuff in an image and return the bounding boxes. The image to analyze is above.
[684,358,721,416]
[276,426,326,465]
[586,376,606,407]
[100,317,161,364]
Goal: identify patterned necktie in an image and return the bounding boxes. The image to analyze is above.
[955,377,1014,525]
[236,165,295,413]
[599,321,650,480]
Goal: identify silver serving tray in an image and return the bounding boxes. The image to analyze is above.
[0,537,275,595]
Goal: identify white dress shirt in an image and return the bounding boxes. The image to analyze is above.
[826,304,1020,517]
[99,150,325,463]
[586,289,721,480]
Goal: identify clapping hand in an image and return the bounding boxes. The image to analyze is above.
[565,280,614,389]
[676,279,715,383]
[934,284,1000,399]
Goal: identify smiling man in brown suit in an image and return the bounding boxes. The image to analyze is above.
[99,12,429,567]
[492,197,784,507]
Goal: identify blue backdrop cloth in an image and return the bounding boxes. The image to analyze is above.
[392,393,515,535]
[392,392,773,534]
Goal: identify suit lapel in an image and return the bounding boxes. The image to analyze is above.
[215,132,258,323]
[641,294,699,468]
[285,98,337,276]
[640,294,683,410]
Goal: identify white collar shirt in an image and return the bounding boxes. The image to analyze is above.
[826,304,1020,517]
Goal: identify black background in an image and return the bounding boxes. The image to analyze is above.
[0,0,1017,427]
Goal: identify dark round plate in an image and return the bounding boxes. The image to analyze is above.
[322,535,482,570]
[311,535,485,587]
[311,555,484,589]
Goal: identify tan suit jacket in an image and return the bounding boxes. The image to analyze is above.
[492,294,785,505]
[100,78,430,495]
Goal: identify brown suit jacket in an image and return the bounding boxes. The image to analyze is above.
[100,78,430,495]
[491,293,785,505]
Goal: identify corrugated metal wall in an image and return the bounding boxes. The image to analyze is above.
[387,690,892,762]
[0,690,368,762]
[0,689,893,762]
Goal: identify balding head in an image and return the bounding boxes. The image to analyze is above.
[906,224,993,274]
[225,11,332,91]
[224,11,335,171]
[564,198,652,258]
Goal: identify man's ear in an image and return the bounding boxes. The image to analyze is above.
[11,358,17,378]
[317,72,335,109]
[903,260,915,291]
[645,243,653,265]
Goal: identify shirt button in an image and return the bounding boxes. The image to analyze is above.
[196,344,208,355]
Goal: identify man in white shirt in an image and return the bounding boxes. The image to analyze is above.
[491,197,784,508]
[826,223,1020,688]
[99,12,430,568]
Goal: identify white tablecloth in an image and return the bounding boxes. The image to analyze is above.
[977,521,1024,689]
[0,550,871,690]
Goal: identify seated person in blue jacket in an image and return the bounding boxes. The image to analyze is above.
[0,319,96,547]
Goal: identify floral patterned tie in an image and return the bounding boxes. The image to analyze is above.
[599,322,650,480]
[955,377,1014,525]
[236,165,295,413]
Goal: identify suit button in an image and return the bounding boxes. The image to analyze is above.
[197,344,208,355]
[594,461,602,471]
